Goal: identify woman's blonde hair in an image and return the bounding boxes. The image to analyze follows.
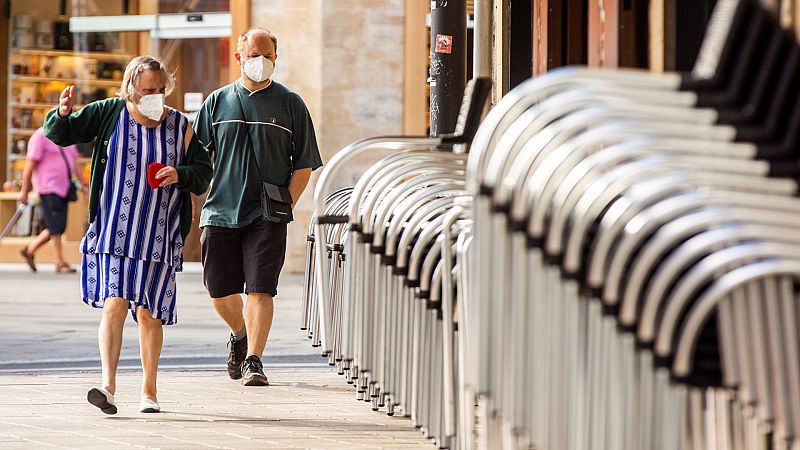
[117,56,176,102]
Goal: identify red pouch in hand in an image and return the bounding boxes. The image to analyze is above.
[147,162,166,189]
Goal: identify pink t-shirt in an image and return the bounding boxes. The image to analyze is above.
[27,128,79,198]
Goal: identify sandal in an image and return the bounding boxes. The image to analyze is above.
[55,263,76,273]
[19,248,36,272]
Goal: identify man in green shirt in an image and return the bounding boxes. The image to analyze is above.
[194,28,323,386]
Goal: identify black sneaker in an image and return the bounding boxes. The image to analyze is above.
[240,355,269,386]
[227,334,248,380]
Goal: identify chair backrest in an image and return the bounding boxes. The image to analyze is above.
[440,77,492,146]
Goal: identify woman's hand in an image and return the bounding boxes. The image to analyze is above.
[58,85,76,117]
[156,166,179,187]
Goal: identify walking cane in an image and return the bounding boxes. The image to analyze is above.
[0,203,27,242]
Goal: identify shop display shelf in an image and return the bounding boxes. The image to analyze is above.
[8,102,84,110]
[12,48,132,60]
[9,129,37,137]
[10,75,121,87]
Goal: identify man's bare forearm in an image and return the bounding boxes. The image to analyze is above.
[288,168,312,208]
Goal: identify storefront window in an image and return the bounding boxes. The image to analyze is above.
[160,38,229,116]
[7,1,137,192]
[157,0,232,104]
[3,0,232,244]
[5,0,231,186]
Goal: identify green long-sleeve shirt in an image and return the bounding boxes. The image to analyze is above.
[43,98,212,240]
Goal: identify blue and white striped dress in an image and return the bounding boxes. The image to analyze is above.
[81,107,187,325]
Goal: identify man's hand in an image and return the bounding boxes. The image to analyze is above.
[58,85,76,118]
[17,191,28,205]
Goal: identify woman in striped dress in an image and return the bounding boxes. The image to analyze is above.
[44,56,212,414]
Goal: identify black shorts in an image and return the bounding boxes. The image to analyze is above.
[200,219,287,298]
[39,194,68,235]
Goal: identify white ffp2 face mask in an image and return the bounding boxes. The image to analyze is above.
[243,55,274,83]
[138,93,165,121]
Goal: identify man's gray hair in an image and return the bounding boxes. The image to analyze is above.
[237,28,278,54]
[117,56,176,102]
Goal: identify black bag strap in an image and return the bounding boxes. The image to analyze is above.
[233,85,269,185]
[56,145,73,182]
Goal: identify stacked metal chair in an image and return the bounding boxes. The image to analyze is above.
[464,0,800,449]
[302,78,492,449]
[301,187,352,351]
[303,0,800,449]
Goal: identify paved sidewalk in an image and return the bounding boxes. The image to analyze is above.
[0,265,319,371]
[0,264,433,449]
[0,370,430,449]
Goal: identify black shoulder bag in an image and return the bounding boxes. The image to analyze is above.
[57,147,78,202]
[234,87,294,223]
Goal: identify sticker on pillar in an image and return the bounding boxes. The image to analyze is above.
[435,34,453,54]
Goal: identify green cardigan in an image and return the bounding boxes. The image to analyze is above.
[43,98,212,240]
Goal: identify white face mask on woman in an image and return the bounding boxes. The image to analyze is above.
[138,93,165,121]
[243,55,274,83]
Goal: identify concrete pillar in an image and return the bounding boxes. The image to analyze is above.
[251,0,404,274]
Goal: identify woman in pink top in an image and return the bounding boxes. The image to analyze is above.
[18,127,88,273]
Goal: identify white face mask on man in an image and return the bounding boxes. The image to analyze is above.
[243,55,274,83]
[138,93,165,121]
